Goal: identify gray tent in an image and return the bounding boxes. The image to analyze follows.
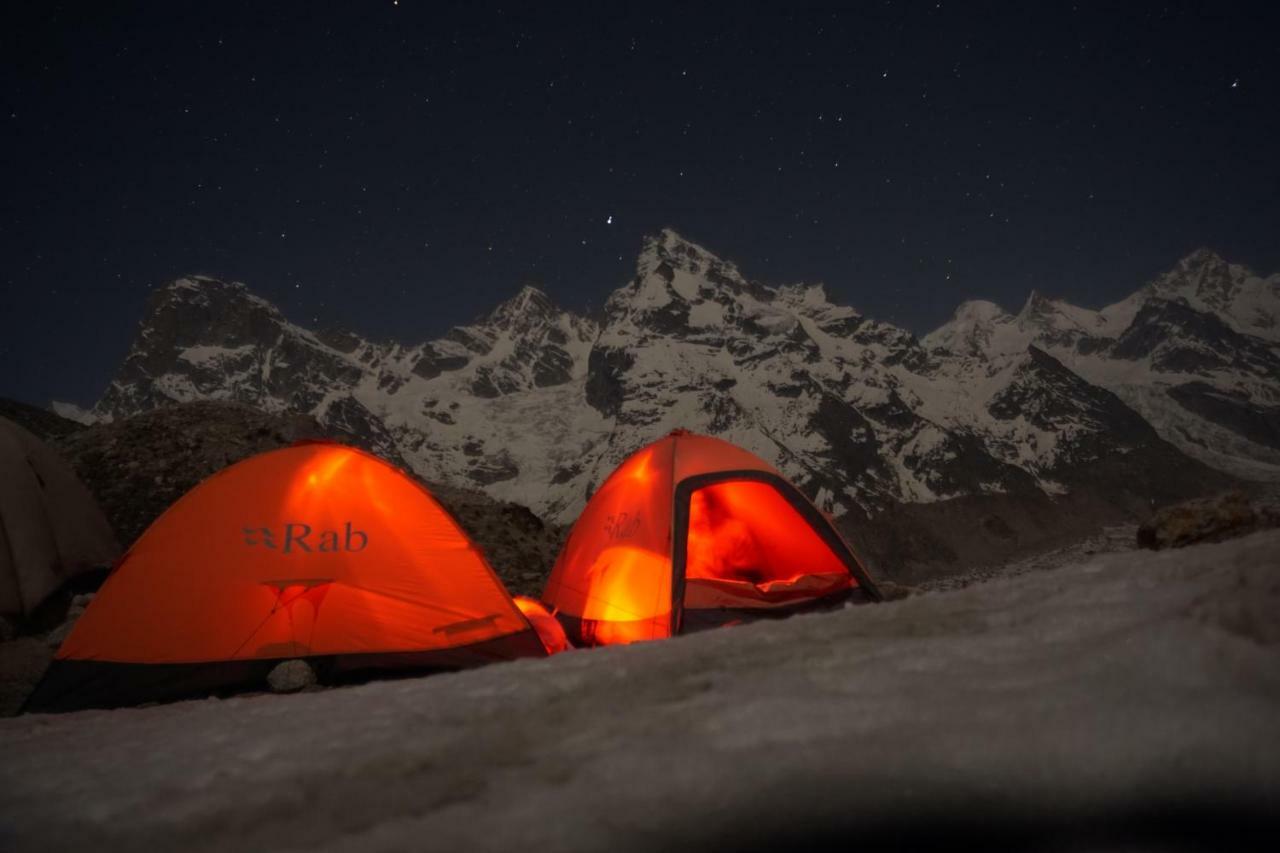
[0,416,119,618]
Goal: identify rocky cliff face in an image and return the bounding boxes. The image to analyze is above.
[924,248,1280,480]
[86,232,1275,526]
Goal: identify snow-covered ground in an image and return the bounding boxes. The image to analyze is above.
[920,523,1140,592]
[1,532,1278,852]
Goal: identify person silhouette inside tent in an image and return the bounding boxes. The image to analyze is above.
[685,488,767,585]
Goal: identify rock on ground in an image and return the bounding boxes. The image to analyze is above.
[266,660,316,693]
[1,531,1277,852]
[1137,490,1280,550]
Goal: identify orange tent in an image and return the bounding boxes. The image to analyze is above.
[27,442,550,712]
[542,430,881,646]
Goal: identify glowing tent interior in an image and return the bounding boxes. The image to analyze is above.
[27,441,557,712]
[541,430,881,646]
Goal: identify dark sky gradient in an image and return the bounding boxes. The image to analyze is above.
[3,1,1278,407]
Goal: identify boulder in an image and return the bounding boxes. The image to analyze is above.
[266,659,317,693]
[873,580,921,602]
[1137,491,1280,550]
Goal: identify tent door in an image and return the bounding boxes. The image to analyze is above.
[671,471,874,636]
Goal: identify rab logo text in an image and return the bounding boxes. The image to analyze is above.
[602,512,642,540]
[242,522,368,553]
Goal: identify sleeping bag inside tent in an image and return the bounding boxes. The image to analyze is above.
[541,430,880,647]
[26,441,550,712]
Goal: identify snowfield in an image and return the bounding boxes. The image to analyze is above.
[2,532,1278,851]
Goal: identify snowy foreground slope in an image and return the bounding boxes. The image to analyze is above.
[2,533,1278,852]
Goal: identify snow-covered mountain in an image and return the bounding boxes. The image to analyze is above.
[923,248,1280,480]
[575,231,1184,510]
[87,231,1272,523]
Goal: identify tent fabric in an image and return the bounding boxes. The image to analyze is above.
[27,442,544,712]
[682,574,853,611]
[684,480,855,589]
[513,596,573,655]
[0,416,118,618]
[542,431,880,647]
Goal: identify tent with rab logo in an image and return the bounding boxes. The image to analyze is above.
[541,430,881,647]
[26,441,565,712]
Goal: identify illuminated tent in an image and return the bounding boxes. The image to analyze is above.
[1,416,118,619]
[27,441,552,712]
[542,430,881,647]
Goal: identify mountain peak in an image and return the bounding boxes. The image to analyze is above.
[510,282,553,312]
[922,299,1012,355]
[953,299,1010,323]
[628,228,763,311]
[1018,289,1057,316]
[1179,247,1228,270]
[637,229,736,276]
[164,275,244,294]
[776,282,832,309]
[1152,247,1250,311]
[155,275,282,320]
[1165,247,1240,288]
[654,226,703,251]
[1014,290,1063,329]
[165,275,230,295]
[485,283,560,328]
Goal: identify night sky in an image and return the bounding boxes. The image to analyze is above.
[3,1,1277,408]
